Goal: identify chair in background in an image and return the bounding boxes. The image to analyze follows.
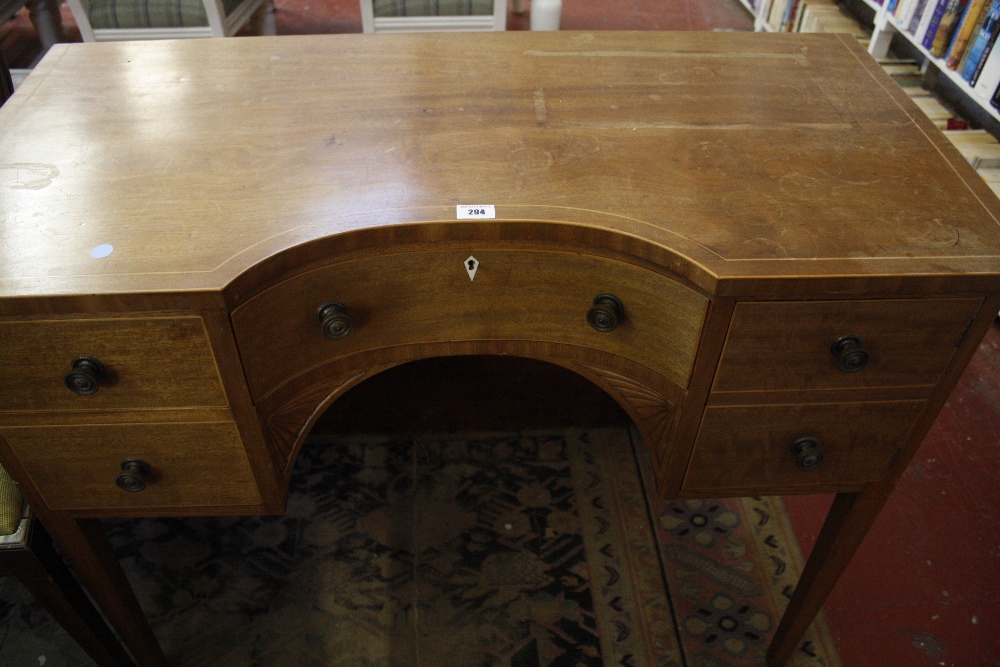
[0,468,135,665]
[360,0,506,32]
[65,0,276,41]
[0,51,12,102]
[0,0,66,59]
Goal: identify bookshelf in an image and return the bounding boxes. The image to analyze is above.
[745,0,774,31]
[736,0,1000,125]
[867,5,1000,124]
[741,0,870,36]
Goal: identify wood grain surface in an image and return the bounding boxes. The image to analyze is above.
[1,31,1000,667]
[0,421,261,511]
[232,249,708,399]
[0,32,999,300]
[0,316,229,412]
[684,400,927,492]
[712,297,982,393]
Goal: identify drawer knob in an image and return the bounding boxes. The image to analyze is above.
[116,459,150,492]
[831,335,870,373]
[64,357,106,395]
[317,302,353,340]
[587,294,624,332]
[791,437,825,471]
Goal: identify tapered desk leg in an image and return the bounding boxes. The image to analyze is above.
[40,515,168,667]
[2,520,135,666]
[766,489,890,666]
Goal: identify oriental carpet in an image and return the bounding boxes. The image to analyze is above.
[0,428,840,666]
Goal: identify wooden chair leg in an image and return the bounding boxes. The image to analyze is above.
[37,515,168,667]
[24,0,66,52]
[1,521,135,666]
[250,0,277,36]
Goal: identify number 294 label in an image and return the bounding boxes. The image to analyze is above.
[457,205,496,219]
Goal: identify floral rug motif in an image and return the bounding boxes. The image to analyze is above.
[0,428,840,667]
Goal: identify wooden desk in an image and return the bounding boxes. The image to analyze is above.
[1,32,998,666]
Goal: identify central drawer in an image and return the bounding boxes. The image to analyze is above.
[232,250,709,400]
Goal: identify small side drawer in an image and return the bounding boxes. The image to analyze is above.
[232,250,709,400]
[712,298,981,393]
[1,421,261,510]
[0,317,229,412]
[683,401,926,492]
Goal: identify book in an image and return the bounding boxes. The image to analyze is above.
[922,0,954,48]
[768,0,791,32]
[973,42,1000,96]
[897,0,917,26]
[944,129,1000,167]
[798,4,867,35]
[930,0,970,55]
[946,0,988,68]
[906,0,931,32]
[992,79,1000,106]
[913,95,955,128]
[976,165,1000,182]
[883,62,926,86]
[916,0,949,42]
[962,0,1000,85]
[957,1,994,70]
[781,0,802,30]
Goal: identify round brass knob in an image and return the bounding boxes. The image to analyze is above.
[791,437,824,471]
[587,294,624,332]
[831,335,870,373]
[116,459,150,492]
[317,302,353,340]
[64,357,106,395]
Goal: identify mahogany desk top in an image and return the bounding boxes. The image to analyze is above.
[1,31,998,301]
[0,32,998,666]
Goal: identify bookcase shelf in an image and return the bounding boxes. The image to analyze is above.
[737,0,1000,126]
[868,5,1000,125]
[745,0,777,31]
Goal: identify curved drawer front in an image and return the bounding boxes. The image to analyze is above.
[0,317,229,412]
[232,250,709,400]
[683,401,926,492]
[1,422,261,511]
[712,298,982,393]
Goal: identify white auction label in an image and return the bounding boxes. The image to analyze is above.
[457,205,496,219]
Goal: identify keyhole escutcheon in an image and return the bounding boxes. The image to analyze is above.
[465,256,480,281]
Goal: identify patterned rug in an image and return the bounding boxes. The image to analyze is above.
[0,428,841,667]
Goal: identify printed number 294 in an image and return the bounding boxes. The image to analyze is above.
[456,204,495,219]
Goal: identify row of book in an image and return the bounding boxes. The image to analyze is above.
[765,0,870,35]
[886,61,1000,193]
[887,0,1000,107]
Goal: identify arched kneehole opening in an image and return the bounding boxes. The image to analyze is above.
[273,356,674,665]
[311,355,631,437]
